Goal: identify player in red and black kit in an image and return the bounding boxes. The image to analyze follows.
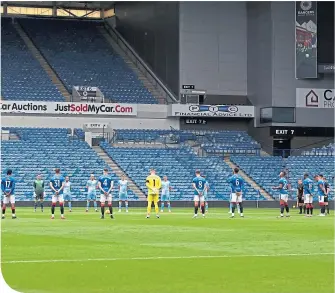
[322,176,330,215]
[296,179,304,214]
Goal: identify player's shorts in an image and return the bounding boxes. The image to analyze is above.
[2,194,15,205]
[52,194,64,204]
[297,196,304,204]
[34,192,44,200]
[147,194,159,204]
[100,193,112,202]
[230,192,243,203]
[194,195,205,203]
[324,196,329,203]
[280,194,288,202]
[161,191,170,202]
[87,191,97,201]
[318,196,325,203]
[63,192,72,201]
[304,194,313,204]
[119,192,128,201]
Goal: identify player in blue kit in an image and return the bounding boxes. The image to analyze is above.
[98,168,114,219]
[49,168,65,219]
[273,171,290,218]
[63,176,72,212]
[1,169,16,219]
[86,174,98,212]
[228,168,245,218]
[118,175,129,213]
[160,176,172,213]
[315,174,326,216]
[303,173,314,217]
[192,170,207,218]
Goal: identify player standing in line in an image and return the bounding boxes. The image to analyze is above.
[86,174,98,212]
[160,175,172,213]
[33,174,45,212]
[118,175,129,213]
[202,175,209,213]
[228,168,245,218]
[272,171,290,218]
[146,169,162,219]
[1,170,16,219]
[63,176,72,212]
[98,168,114,219]
[296,179,304,214]
[303,173,314,217]
[322,176,330,215]
[49,168,65,219]
[192,170,207,218]
[315,174,326,216]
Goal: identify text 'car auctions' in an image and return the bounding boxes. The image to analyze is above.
[169,104,254,118]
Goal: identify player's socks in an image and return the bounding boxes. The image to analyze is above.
[285,205,289,214]
[109,206,113,215]
[101,206,105,216]
[94,201,97,211]
[60,204,64,216]
[205,202,208,212]
[326,206,329,214]
[303,205,306,214]
[51,204,55,216]
[86,201,90,211]
[194,206,199,215]
[280,206,284,216]
[161,202,164,212]
[11,208,16,218]
[167,202,171,212]
[154,203,159,215]
[68,202,72,211]
[41,202,44,211]
[125,202,128,212]
[299,206,302,214]
[34,202,37,211]
[306,207,310,215]
[201,205,205,215]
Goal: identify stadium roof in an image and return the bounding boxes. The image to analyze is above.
[2,1,115,10]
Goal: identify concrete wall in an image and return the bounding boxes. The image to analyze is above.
[115,1,179,95]
[179,1,247,96]
[1,116,180,130]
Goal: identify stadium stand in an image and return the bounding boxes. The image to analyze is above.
[18,18,158,104]
[100,142,263,201]
[1,18,64,102]
[1,128,137,201]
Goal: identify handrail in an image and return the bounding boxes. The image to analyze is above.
[103,21,179,104]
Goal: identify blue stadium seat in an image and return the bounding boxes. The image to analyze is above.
[1,128,137,201]
[1,18,64,102]
[18,18,158,104]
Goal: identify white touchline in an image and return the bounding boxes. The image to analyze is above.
[1,252,334,264]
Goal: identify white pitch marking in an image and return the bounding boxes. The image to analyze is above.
[2,252,334,264]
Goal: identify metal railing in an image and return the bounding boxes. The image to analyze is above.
[102,22,179,104]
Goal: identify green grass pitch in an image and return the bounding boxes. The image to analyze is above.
[1,207,334,293]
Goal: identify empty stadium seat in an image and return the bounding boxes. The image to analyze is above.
[101,142,262,201]
[19,18,158,104]
[1,18,64,102]
[1,128,137,201]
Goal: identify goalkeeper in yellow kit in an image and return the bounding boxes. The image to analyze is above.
[146,169,162,219]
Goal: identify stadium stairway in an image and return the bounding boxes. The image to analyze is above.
[13,22,71,102]
[224,157,273,200]
[93,146,146,200]
[98,26,166,104]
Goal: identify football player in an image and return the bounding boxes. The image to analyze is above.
[146,169,161,219]
[1,169,16,219]
[192,170,207,218]
[49,168,65,219]
[273,171,290,218]
[98,168,114,219]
